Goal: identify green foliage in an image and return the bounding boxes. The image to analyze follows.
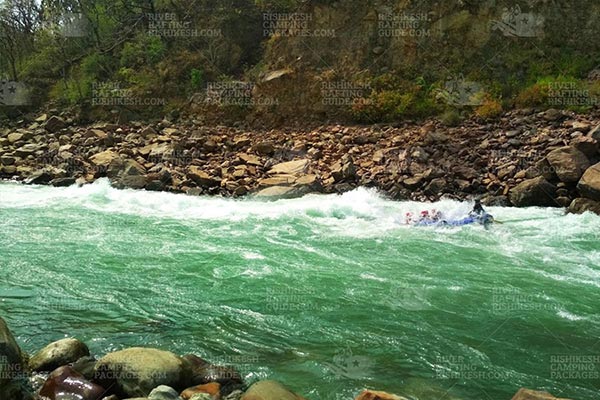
[515,76,595,111]
[120,35,166,68]
[190,68,204,90]
[351,74,440,122]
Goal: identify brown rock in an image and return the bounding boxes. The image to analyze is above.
[510,388,571,400]
[253,141,276,155]
[354,389,409,400]
[94,347,190,398]
[568,198,600,215]
[545,146,590,183]
[188,167,222,188]
[238,153,262,166]
[269,159,309,175]
[571,136,598,158]
[403,176,423,189]
[577,162,600,201]
[0,317,30,400]
[589,124,600,141]
[241,380,305,400]
[39,366,105,400]
[509,176,557,207]
[181,382,221,399]
[29,338,90,372]
[45,116,67,133]
[90,150,121,168]
[424,178,447,195]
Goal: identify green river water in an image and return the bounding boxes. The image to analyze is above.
[1,179,599,400]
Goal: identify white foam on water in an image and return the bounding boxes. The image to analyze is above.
[359,273,388,282]
[557,310,587,321]
[1,179,599,256]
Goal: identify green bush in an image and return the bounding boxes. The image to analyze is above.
[120,35,166,68]
[190,68,204,90]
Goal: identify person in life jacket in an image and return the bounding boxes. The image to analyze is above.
[469,199,485,217]
[431,209,443,222]
[404,212,414,224]
[418,210,431,223]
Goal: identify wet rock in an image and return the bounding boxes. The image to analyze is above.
[71,356,97,381]
[255,185,302,198]
[148,385,181,400]
[577,162,600,201]
[181,382,220,400]
[240,380,305,400]
[545,146,590,182]
[568,198,600,215]
[0,317,31,400]
[39,366,104,400]
[189,395,212,400]
[223,390,243,400]
[354,390,409,400]
[29,338,90,372]
[24,170,53,185]
[181,355,242,389]
[50,177,77,187]
[509,176,557,207]
[94,347,190,398]
[44,116,67,133]
[510,388,571,400]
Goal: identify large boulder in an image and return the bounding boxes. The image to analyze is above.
[571,136,598,158]
[111,159,148,189]
[545,146,590,182]
[29,338,90,372]
[568,198,600,215]
[39,366,105,400]
[511,388,571,400]
[354,390,409,400]
[187,167,221,188]
[577,162,600,201]
[268,159,309,175]
[509,177,557,207]
[24,169,54,185]
[240,380,305,400]
[94,347,191,398]
[90,150,121,169]
[0,317,31,400]
[254,185,310,199]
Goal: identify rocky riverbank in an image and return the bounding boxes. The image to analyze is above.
[0,317,577,400]
[1,108,600,214]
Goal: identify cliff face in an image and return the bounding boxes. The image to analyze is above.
[263,0,599,70]
[247,0,599,123]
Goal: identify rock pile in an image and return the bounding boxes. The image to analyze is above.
[0,109,599,214]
